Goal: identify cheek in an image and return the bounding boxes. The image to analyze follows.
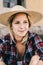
[26,24,29,29]
[26,24,29,31]
[12,25,18,32]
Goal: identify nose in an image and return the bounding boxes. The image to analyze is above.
[20,23,24,29]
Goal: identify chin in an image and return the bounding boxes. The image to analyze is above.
[17,31,28,37]
[18,33,26,37]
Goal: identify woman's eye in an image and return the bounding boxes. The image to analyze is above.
[24,21,28,23]
[15,21,20,24]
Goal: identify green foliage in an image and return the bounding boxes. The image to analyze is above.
[39,34,43,40]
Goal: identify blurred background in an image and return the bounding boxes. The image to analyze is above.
[0,0,43,40]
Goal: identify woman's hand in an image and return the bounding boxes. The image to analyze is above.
[36,60,43,65]
[0,61,6,65]
[29,55,40,65]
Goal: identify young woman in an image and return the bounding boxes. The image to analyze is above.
[0,5,43,65]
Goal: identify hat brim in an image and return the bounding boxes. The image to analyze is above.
[0,10,43,26]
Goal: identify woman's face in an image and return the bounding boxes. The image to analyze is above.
[12,13,29,37]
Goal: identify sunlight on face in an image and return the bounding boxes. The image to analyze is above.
[12,13,29,37]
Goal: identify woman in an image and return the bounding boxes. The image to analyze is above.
[0,5,43,65]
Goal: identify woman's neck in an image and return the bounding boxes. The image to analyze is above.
[14,33,28,44]
[14,35,23,42]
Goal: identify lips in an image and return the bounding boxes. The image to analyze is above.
[19,30,26,32]
[18,28,27,33]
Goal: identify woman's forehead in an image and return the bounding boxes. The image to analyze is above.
[13,13,28,20]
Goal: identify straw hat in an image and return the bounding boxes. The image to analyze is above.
[0,5,43,26]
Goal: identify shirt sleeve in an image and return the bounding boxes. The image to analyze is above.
[33,34,43,61]
[0,38,5,61]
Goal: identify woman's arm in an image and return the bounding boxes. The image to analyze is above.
[0,39,6,65]
[33,34,43,60]
[29,33,43,65]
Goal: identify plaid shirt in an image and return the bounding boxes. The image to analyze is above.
[0,31,43,65]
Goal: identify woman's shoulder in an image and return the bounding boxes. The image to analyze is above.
[0,34,11,44]
[28,31,38,38]
[28,31,42,42]
[4,34,11,41]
